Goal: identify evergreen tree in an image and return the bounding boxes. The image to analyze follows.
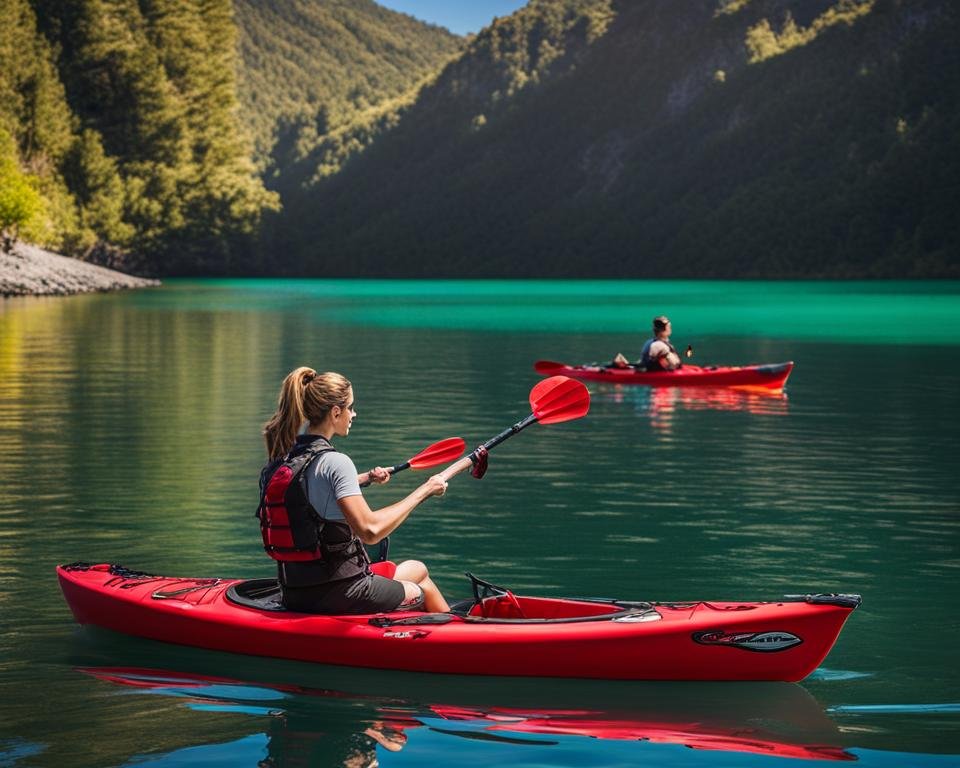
[63,128,131,246]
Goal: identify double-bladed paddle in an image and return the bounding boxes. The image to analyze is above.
[439,376,590,482]
[359,437,467,488]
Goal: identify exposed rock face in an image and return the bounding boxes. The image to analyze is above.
[0,242,160,297]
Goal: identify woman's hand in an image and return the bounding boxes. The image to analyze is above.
[367,466,391,485]
[422,474,448,498]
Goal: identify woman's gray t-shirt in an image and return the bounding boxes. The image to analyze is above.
[304,451,362,521]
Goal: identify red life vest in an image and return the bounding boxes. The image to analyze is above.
[257,436,369,584]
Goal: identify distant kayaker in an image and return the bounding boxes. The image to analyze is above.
[613,315,682,371]
[259,367,450,615]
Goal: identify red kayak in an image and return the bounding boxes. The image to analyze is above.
[535,360,794,393]
[58,562,858,682]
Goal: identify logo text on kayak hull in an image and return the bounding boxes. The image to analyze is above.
[693,630,803,652]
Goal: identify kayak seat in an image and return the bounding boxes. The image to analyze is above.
[227,578,286,612]
[462,572,524,618]
[472,592,526,619]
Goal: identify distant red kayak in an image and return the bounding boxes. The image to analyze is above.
[535,360,794,392]
[58,562,858,681]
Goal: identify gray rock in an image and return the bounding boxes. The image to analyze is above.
[1,243,160,297]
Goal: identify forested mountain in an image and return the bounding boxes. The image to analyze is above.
[274,0,960,278]
[2,0,957,278]
[232,0,462,181]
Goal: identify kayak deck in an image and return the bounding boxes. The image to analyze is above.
[58,563,858,682]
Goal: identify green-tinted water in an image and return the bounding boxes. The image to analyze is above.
[1,280,958,767]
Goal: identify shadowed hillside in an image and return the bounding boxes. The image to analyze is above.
[274,0,960,278]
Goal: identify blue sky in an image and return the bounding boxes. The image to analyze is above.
[378,1,529,35]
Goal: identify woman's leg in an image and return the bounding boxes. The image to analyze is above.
[395,560,450,613]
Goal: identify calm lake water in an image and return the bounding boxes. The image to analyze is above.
[1,280,958,767]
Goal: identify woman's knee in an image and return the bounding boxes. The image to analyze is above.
[395,559,428,582]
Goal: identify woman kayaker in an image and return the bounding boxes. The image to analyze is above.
[613,315,682,371]
[259,366,450,614]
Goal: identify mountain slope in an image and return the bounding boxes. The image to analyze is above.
[233,0,463,175]
[276,0,960,278]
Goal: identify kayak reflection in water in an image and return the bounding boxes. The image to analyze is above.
[613,315,683,371]
[259,367,450,614]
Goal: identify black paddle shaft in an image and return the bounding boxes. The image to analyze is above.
[471,413,538,460]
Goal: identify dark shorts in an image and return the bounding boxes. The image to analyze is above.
[281,573,408,615]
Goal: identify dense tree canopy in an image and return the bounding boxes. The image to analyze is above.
[2,0,278,272]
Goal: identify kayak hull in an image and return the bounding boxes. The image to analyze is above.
[535,361,794,392]
[58,563,857,682]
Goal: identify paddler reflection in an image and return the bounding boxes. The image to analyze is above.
[258,712,413,768]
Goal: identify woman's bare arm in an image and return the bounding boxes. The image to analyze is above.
[337,476,446,545]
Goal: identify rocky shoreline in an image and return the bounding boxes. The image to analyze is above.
[0,242,160,297]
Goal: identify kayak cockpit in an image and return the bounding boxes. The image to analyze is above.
[225,572,662,624]
[447,572,661,623]
[455,594,661,623]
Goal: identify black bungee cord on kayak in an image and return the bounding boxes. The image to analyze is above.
[62,562,156,579]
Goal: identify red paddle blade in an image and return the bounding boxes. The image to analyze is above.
[408,437,467,469]
[534,360,567,375]
[529,376,590,425]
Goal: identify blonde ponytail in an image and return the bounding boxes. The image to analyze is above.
[263,367,352,460]
[263,366,315,460]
